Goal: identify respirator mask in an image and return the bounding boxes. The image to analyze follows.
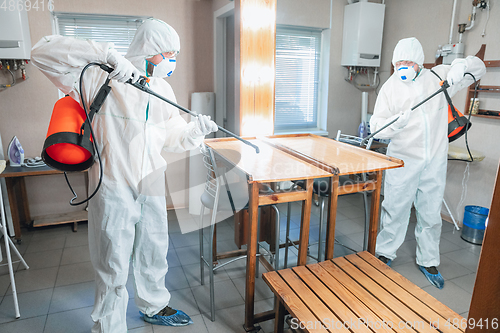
[148,54,176,78]
[396,65,417,82]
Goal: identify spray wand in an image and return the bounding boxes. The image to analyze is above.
[98,64,260,154]
[360,80,458,146]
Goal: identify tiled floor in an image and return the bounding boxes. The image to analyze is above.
[0,193,480,332]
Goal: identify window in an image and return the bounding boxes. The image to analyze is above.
[52,13,150,56]
[275,27,325,133]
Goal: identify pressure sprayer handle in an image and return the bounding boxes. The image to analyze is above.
[99,64,260,154]
[360,81,451,146]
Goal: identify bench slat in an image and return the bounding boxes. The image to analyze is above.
[345,253,462,333]
[262,271,330,332]
[357,251,464,332]
[317,260,418,333]
[293,265,391,333]
[279,269,349,333]
[333,257,440,333]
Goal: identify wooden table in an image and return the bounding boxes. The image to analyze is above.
[0,164,88,242]
[262,134,404,256]
[204,137,333,331]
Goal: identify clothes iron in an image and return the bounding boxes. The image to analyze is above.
[7,136,24,167]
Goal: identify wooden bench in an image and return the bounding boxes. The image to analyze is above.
[263,252,465,333]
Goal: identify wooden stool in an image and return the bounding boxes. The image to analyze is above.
[263,252,465,333]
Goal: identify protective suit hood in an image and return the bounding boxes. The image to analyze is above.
[125,18,180,74]
[392,37,424,67]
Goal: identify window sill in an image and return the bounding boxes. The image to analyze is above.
[273,129,329,137]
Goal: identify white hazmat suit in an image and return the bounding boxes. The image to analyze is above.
[371,38,485,269]
[32,19,215,332]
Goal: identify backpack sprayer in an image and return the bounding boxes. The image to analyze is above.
[41,63,260,205]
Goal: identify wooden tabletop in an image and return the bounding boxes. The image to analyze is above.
[263,134,403,175]
[0,164,64,178]
[204,138,332,183]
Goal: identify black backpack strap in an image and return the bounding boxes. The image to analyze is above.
[430,69,442,81]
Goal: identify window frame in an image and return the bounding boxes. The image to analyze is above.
[274,25,330,136]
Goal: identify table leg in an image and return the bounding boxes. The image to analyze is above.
[5,178,22,242]
[244,182,260,331]
[368,170,383,254]
[324,175,339,260]
[19,177,32,224]
[297,179,313,266]
[274,298,285,333]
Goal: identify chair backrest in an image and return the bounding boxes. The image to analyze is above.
[336,130,373,150]
[200,144,221,202]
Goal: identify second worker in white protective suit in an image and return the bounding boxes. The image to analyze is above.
[32,19,218,332]
[370,37,485,289]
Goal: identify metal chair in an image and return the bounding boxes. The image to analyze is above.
[198,144,280,321]
[283,132,373,266]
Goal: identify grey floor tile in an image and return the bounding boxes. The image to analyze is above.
[449,273,476,293]
[55,261,94,287]
[203,224,236,243]
[169,288,201,317]
[127,299,150,331]
[49,281,95,314]
[0,274,11,297]
[127,273,136,299]
[63,226,89,248]
[202,303,246,333]
[438,255,473,280]
[441,221,457,233]
[421,281,472,315]
[153,314,208,332]
[167,247,181,268]
[20,248,62,270]
[232,276,275,302]
[7,267,58,294]
[0,288,52,324]
[192,279,244,314]
[60,245,90,266]
[390,247,416,267]
[175,245,203,267]
[439,237,463,254]
[0,259,20,276]
[30,225,75,240]
[0,316,45,333]
[337,204,365,219]
[165,266,190,292]
[183,262,231,288]
[392,263,431,288]
[443,249,480,272]
[25,235,66,253]
[44,306,94,333]
[129,324,153,333]
[171,231,201,249]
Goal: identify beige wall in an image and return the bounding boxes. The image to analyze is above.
[0,0,213,216]
[277,0,330,29]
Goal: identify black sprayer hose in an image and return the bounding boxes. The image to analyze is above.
[65,62,105,206]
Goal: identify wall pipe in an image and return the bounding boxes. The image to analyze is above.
[449,0,459,44]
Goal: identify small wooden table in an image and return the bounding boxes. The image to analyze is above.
[0,164,88,242]
[263,252,464,333]
[204,137,333,331]
[262,134,404,256]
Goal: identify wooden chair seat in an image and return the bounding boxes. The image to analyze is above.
[263,252,465,333]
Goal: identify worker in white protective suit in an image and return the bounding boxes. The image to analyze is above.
[370,37,485,289]
[32,19,218,331]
